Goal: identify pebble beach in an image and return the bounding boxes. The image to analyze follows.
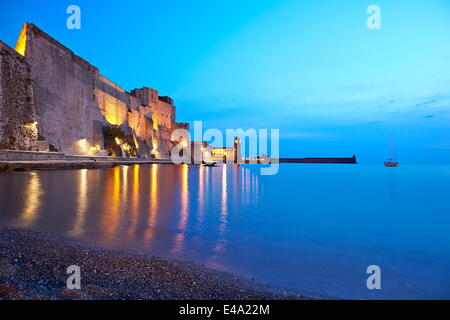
[0,226,305,300]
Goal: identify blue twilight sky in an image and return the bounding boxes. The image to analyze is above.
[1,0,450,163]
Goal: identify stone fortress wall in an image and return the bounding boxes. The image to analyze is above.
[0,40,38,151]
[0,22,189,158]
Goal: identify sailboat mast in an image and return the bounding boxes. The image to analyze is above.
[390,134,397,159]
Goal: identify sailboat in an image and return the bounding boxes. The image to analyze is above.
[384,135,398,167]
[384,158,398,167]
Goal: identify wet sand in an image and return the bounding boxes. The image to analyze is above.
[0,227,306,300]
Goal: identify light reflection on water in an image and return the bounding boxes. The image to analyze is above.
[69,169,88,237]
[1,164,450,299]
[19,172,43,228]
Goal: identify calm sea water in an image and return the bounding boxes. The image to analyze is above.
[0,164,449,299]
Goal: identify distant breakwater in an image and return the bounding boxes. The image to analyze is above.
[244,156,357,164]
[278,156,357,164]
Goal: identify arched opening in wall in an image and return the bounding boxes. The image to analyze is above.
[102,125,138,158]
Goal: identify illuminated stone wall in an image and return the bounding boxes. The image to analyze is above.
[5,23,186,158]
[94,88,128,127]
[0,40,38,151]
[131,87,176,129]
[154,99,175,129]
[21,23,104,155]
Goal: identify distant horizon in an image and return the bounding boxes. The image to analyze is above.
[2,0,450,164]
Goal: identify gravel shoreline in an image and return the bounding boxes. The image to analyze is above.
[0,227,306,300]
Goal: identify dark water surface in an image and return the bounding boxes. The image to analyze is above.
[1,164,449,299]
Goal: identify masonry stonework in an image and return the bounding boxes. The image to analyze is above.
[0,23,188,158]
[0,40,38,151]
